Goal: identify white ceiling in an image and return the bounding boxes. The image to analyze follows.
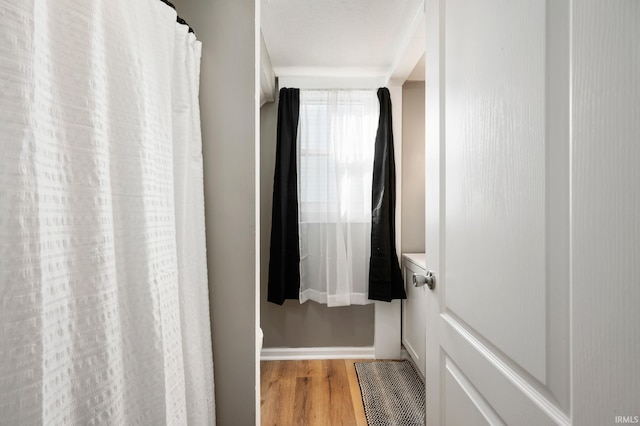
[261,0,425,81]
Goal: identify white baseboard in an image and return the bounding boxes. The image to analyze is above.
[260,346,375,361]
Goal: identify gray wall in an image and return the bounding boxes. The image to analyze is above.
[260,97,375,348]
[170,1,257,424]
[401,81,426,253]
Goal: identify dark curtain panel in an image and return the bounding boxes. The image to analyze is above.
[369,88,407,302]
[267,88,301,305]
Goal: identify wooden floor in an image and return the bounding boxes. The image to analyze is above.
[260,359,375,426]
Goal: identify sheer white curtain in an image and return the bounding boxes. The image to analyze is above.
[0,1,214,424]
[297,90,379,306]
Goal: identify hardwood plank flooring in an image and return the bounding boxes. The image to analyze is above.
[261,359,376,426]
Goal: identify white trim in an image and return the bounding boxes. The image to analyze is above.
[260,346,375,361]
[278,75,387,90]
[374,300,402,359]
[255,2,263,425]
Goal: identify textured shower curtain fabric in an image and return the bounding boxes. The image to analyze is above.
[297,90,379,306]
[0,1,215,424]
[171,20,216,426]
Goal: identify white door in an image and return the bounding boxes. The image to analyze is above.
[424,0,640,425]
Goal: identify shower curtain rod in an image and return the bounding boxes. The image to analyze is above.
[159,0,195,34]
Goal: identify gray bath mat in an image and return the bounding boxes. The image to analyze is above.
[355,360,425,426]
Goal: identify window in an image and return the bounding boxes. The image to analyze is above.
[297,90,379,223]
[296,89,379,306]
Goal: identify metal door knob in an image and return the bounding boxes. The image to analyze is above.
[413,271,436,290]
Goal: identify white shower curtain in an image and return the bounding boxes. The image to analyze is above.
[0,1,215,424]
[297,90,379,306]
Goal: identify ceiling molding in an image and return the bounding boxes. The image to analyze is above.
[274,66,388,79]
[278,75,387,90]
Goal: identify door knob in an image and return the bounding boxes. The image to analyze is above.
[413,271,436,290]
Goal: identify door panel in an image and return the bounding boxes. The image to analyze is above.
[445,0,547,383]
[425,0,571,424]
[445,357,502,426]
[440,315,566,425]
